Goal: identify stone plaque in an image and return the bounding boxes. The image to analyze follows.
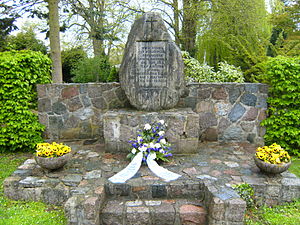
[119,12,185,111]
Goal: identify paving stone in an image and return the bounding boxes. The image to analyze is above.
[84,170,102,179]
[224,162,239,168]
[61,174,82,187]
[197,175,218,181]
[19,177,45,188]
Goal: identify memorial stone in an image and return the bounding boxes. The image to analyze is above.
[119,12,185,111]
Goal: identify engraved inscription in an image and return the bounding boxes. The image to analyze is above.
[136,42,168,87]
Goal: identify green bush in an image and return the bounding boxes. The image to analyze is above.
[261,56,300,156]
[61,46,87,83]
[0,50,51,152]
[182,51,244,82]
[72,55,118,83]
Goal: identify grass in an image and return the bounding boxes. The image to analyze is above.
[289,157,300,177]
[245,199,300,225]
[245,156,300,225]
[0,152,67,225]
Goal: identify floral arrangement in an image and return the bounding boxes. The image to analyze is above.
[255,143,291,164]
[127,120,173,162]
[36,142,71,158]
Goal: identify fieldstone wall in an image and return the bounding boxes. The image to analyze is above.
[37,82,268,147]
[178,83,268,145]
[37,83,129,141]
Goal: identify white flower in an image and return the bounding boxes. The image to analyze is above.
[154,143,161,149]
[158,120,165,125]
[137,136,142,142]
[160,139,167,144]
[131,148,137,154]
[144,123,151,130]
[149,142,155,148]
[158,131,165,136]
[138,146,147,152]
[159,149,164,153]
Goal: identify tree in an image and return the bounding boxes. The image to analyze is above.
[181,0,207,57]
[3,26,47,53]
[196,0,271,80]
[0,2,18,51]
[66,0,134,57]
[47,0,63,83]
[268,0,300,57]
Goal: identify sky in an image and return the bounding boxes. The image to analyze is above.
[12,0,273,55]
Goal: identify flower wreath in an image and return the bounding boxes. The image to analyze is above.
[127,120,173,162]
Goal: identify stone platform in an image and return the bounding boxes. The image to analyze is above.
[4,142,300,225]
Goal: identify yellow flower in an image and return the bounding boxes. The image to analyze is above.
[36,142,71,158]
[255,143,290,164]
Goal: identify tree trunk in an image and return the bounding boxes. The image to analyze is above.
[182,0,198,57]
[173,0,180,46]
[47,0,62,83]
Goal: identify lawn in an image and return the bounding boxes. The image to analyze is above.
[0,153,299,225]
[0,153,67,225]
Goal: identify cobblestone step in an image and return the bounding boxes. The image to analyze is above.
[100,198,206,225]
[104,178,206,200]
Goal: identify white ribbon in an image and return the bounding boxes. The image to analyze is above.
[108,152,181,183]
[146,152,181,182]
[108,152,143,183]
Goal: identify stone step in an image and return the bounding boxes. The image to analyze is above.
[100,198,206,225]
[104,178,206,200]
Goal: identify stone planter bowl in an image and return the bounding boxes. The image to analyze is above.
[35,153,72,170]
[254,156,291,174]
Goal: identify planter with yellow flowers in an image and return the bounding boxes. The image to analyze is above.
[35,142,72,170]
[254,143,291,174]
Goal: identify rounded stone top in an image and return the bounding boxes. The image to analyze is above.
[119,12,185,111]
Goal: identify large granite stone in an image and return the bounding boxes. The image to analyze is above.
[119,12,185,111]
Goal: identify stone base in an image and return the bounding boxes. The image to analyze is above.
[103,108,199,154]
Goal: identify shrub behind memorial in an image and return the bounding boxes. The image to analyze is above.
[71,55,118,83]
[261,56,300,156]
[0,50,51,152]
[182,51,244,83]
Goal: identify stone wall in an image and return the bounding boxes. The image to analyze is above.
[179,83,268,145]
[37,82,268,146]
[37,83,129,141]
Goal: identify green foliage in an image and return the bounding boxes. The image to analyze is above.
[245,198,300,225]
[182,51,244,82]
[196,0,270,81]
[71,55,118,83]
[61,46,87,82]
[0,50,51,152]
[3,29,47,54]
[261,56,300,156]
[233,183,255,209]
[0,153,67,225]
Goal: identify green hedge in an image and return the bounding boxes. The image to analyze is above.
[0,50,51,152]
[261,56,300,156]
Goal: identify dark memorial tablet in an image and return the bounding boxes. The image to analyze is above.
[119,12,184,111]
